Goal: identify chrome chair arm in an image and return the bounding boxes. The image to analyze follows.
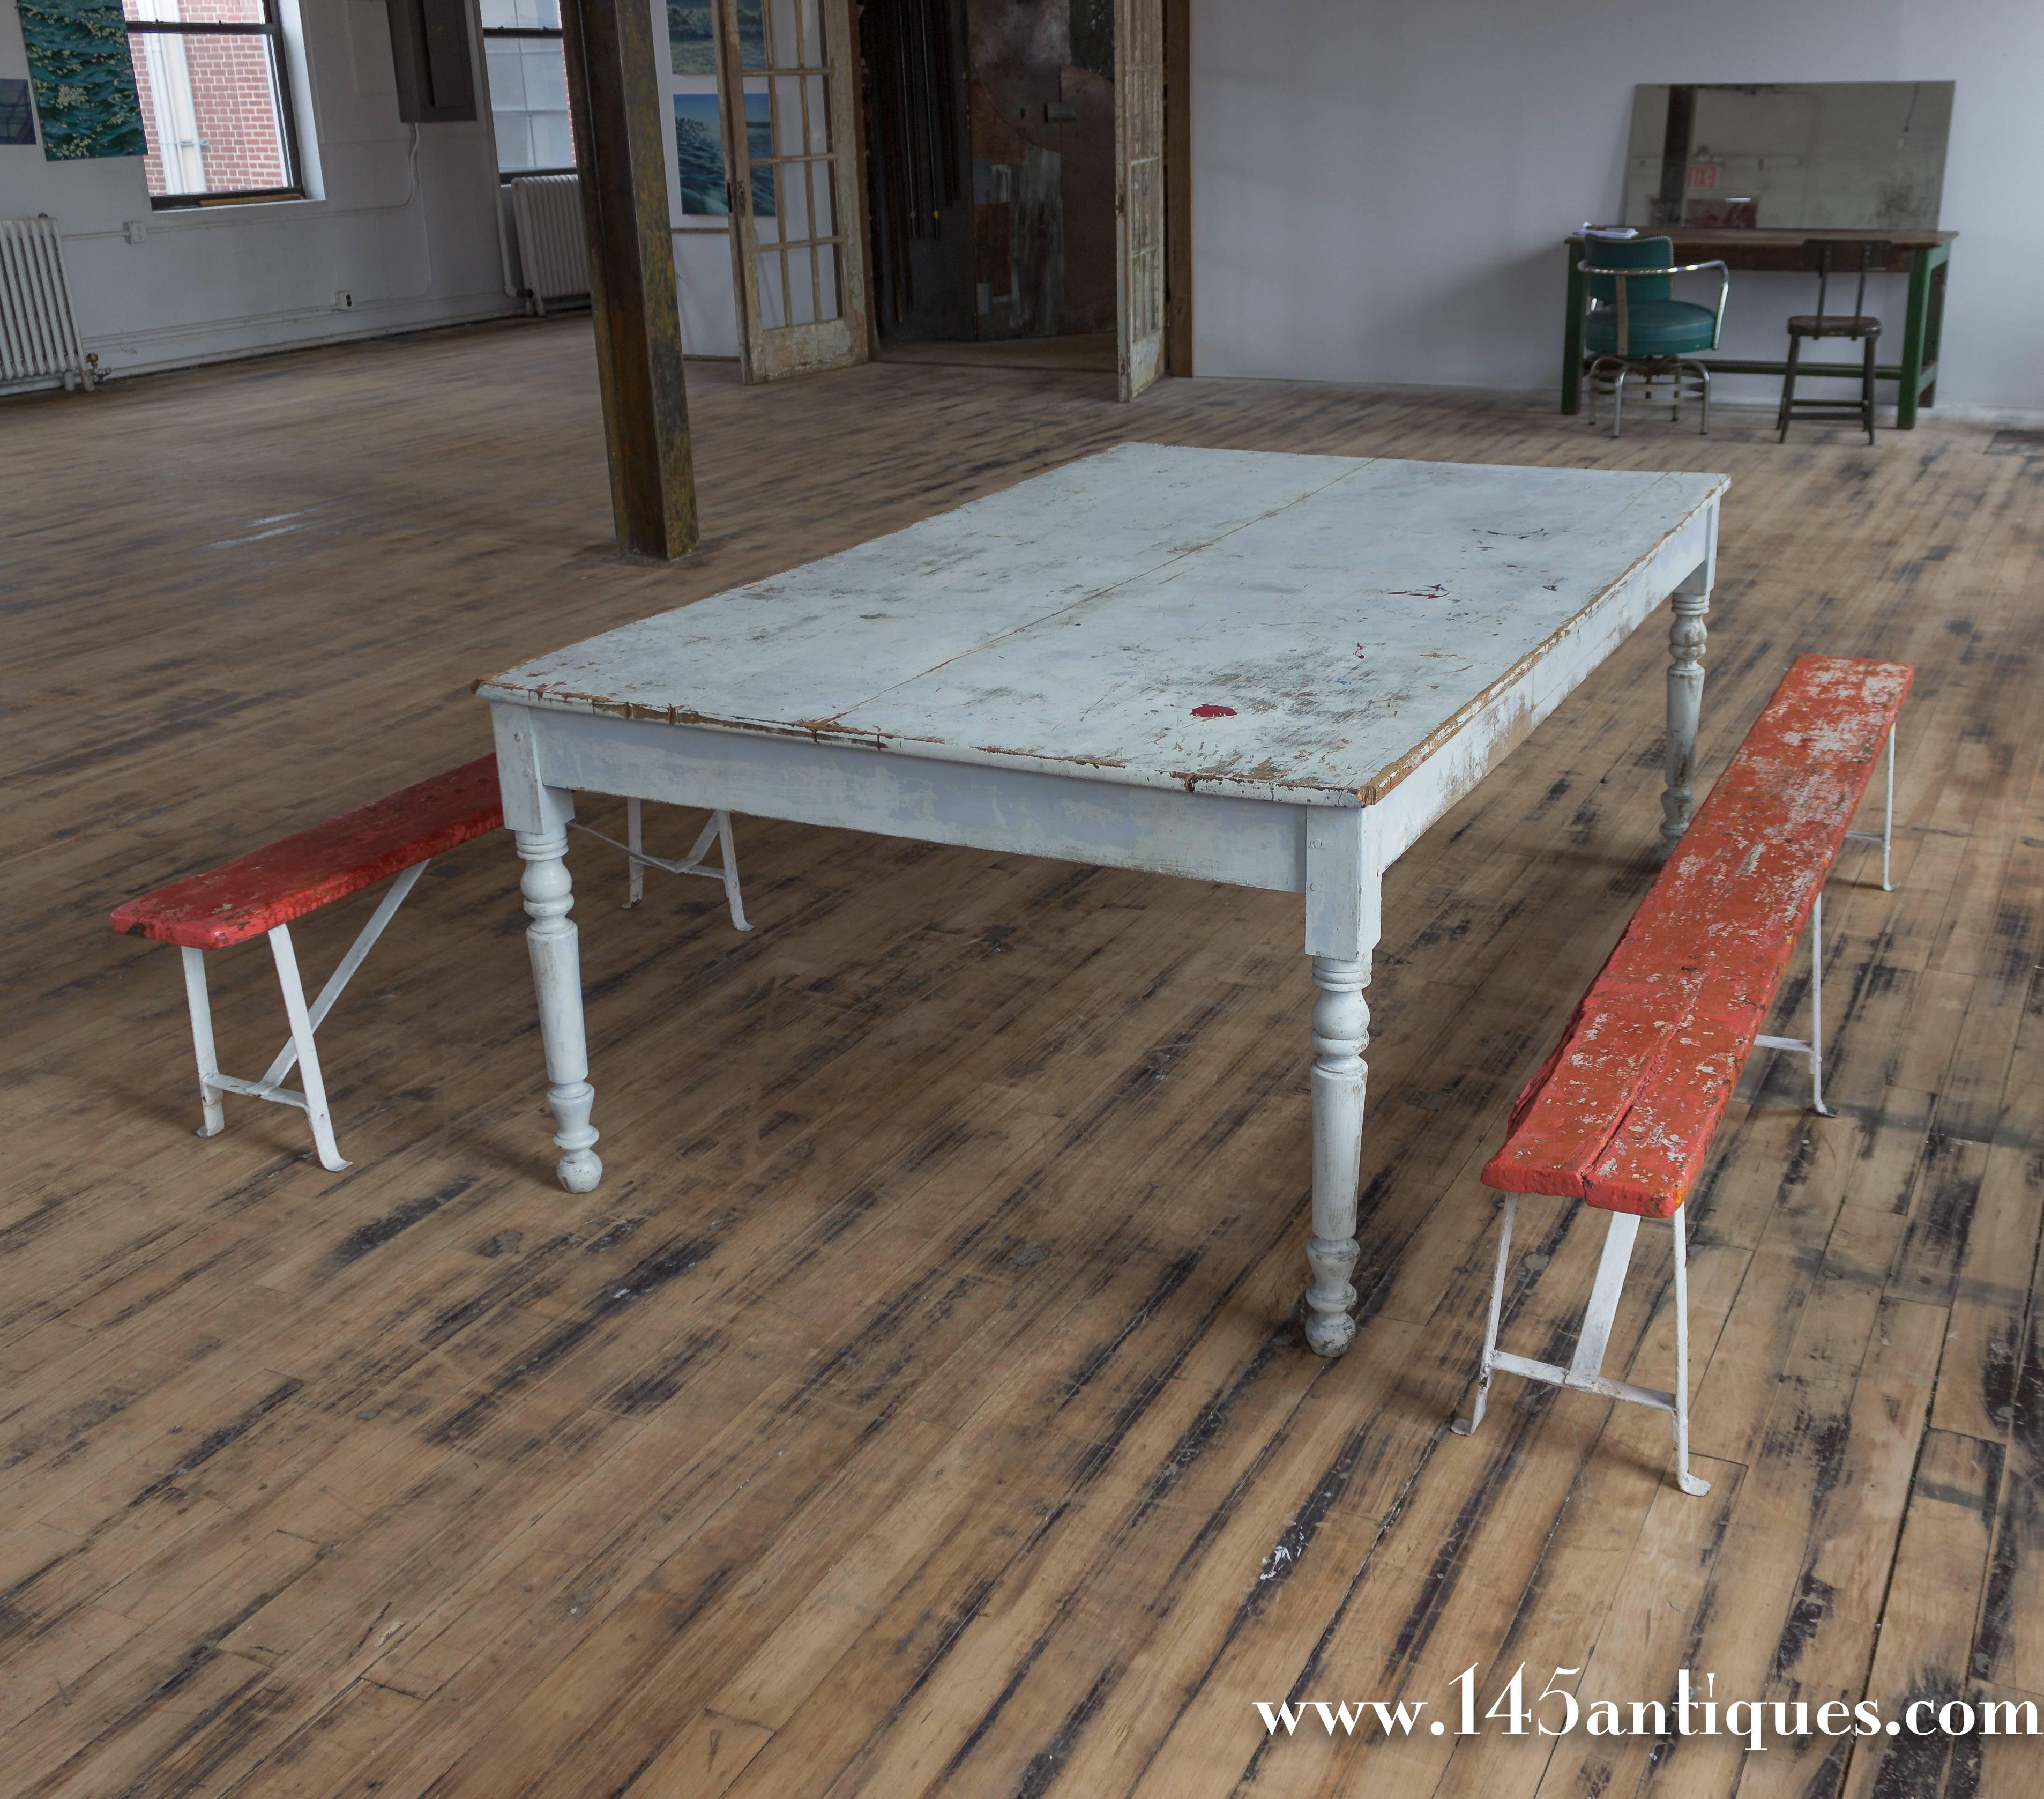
[1578,259,1730,354]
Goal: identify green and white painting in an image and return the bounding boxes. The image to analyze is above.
[669,2,766,76]
[18,0,146,161]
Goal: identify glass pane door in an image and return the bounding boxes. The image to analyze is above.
[716,0,870,381]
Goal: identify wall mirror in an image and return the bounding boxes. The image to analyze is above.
[1623,82,1953,231]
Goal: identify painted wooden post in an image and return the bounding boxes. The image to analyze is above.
[1163,0,1192,378]
[558,0,698,560]
[516,828,603,1192]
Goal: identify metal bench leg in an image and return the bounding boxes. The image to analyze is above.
[1571,1209,1638,1388]
[1882,727,1895,891]
[1756,889,1835,1117]
[1841,723,1898,890]
[1809,891,1833,1117]
[1672,1205,1710,1496]
[268,925,349,1173]
[713,811,752,933]
[180,947,226,1139]
[1451,1199,1709,1497]
[1453,1193,1516,1438]
[576,806,751,932]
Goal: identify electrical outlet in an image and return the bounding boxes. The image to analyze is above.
[124,220,147,245]
[334,291,354,310]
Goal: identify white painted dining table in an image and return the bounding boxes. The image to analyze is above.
[479,443,1727,1356]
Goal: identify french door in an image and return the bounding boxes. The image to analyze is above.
[714,0,872,382]
[1114,0,1165,400]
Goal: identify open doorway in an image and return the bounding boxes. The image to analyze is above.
[859,0,1121,376]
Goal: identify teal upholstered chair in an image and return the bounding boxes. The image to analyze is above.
[1578,235,1730,437]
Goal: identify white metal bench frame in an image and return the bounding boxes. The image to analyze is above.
[572,800,752,928]
[175,808,749,1173]
[1453,715,1899,1496]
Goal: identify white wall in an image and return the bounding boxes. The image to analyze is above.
[0,0,515,384]
[1191,0,2044,413]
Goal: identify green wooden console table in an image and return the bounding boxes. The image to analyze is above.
[1562,228,1956,429]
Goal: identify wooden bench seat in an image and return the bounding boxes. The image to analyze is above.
[111,757,750,1176]
[1454,655,1912,1493]
[111,758,504,950]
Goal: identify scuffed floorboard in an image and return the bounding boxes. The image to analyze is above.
[3,321,2041,1797]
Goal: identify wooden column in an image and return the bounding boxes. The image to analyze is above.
[1163,0,1192,378]
[560,0,698,560]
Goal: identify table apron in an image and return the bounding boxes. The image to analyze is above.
[509,707,1316,893]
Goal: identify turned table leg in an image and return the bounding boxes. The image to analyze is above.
[517,826,602,1193]
[1304,952,1372,1356]
[1661,577,1711,853]
[1301,814,1382,1358]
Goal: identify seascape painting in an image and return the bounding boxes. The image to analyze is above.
[675,91,775,217]
[17,0,145,160]
[669,1,766,75]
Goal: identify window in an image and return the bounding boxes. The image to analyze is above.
[482,0,574,177]
[123,1,303,209]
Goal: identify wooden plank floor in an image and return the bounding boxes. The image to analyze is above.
[5,318,2042,1797]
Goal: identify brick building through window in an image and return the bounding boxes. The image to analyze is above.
[124,0,301,206]
[481,0,574,177]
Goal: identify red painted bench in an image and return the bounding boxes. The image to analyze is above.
[113,759,749,1173]
[1453,655,1912,1495]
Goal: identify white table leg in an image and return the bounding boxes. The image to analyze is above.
[1305,952,1371,1356]
[1302,814,1381,1359]
[1661,575,1710,853]
[516,826,602,1192]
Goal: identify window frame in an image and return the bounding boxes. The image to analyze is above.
[481,10,576,183]
[124,1,306,211]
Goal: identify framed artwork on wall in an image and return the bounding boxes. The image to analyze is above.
[18,0,146,160]
[674,90,774,217]
[669,1,763,75]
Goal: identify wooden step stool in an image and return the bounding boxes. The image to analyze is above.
[111,757,748,1172]
[1456,656,1911,1495]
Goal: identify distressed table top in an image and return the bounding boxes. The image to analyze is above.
[479,444,1727,808]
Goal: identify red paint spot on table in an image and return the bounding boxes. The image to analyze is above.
[1191,703,1237,718]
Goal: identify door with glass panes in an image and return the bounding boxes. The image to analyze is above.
[712,0,871,381]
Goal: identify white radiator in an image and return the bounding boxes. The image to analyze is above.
[0,215,93,390]
[510,175,590,316]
